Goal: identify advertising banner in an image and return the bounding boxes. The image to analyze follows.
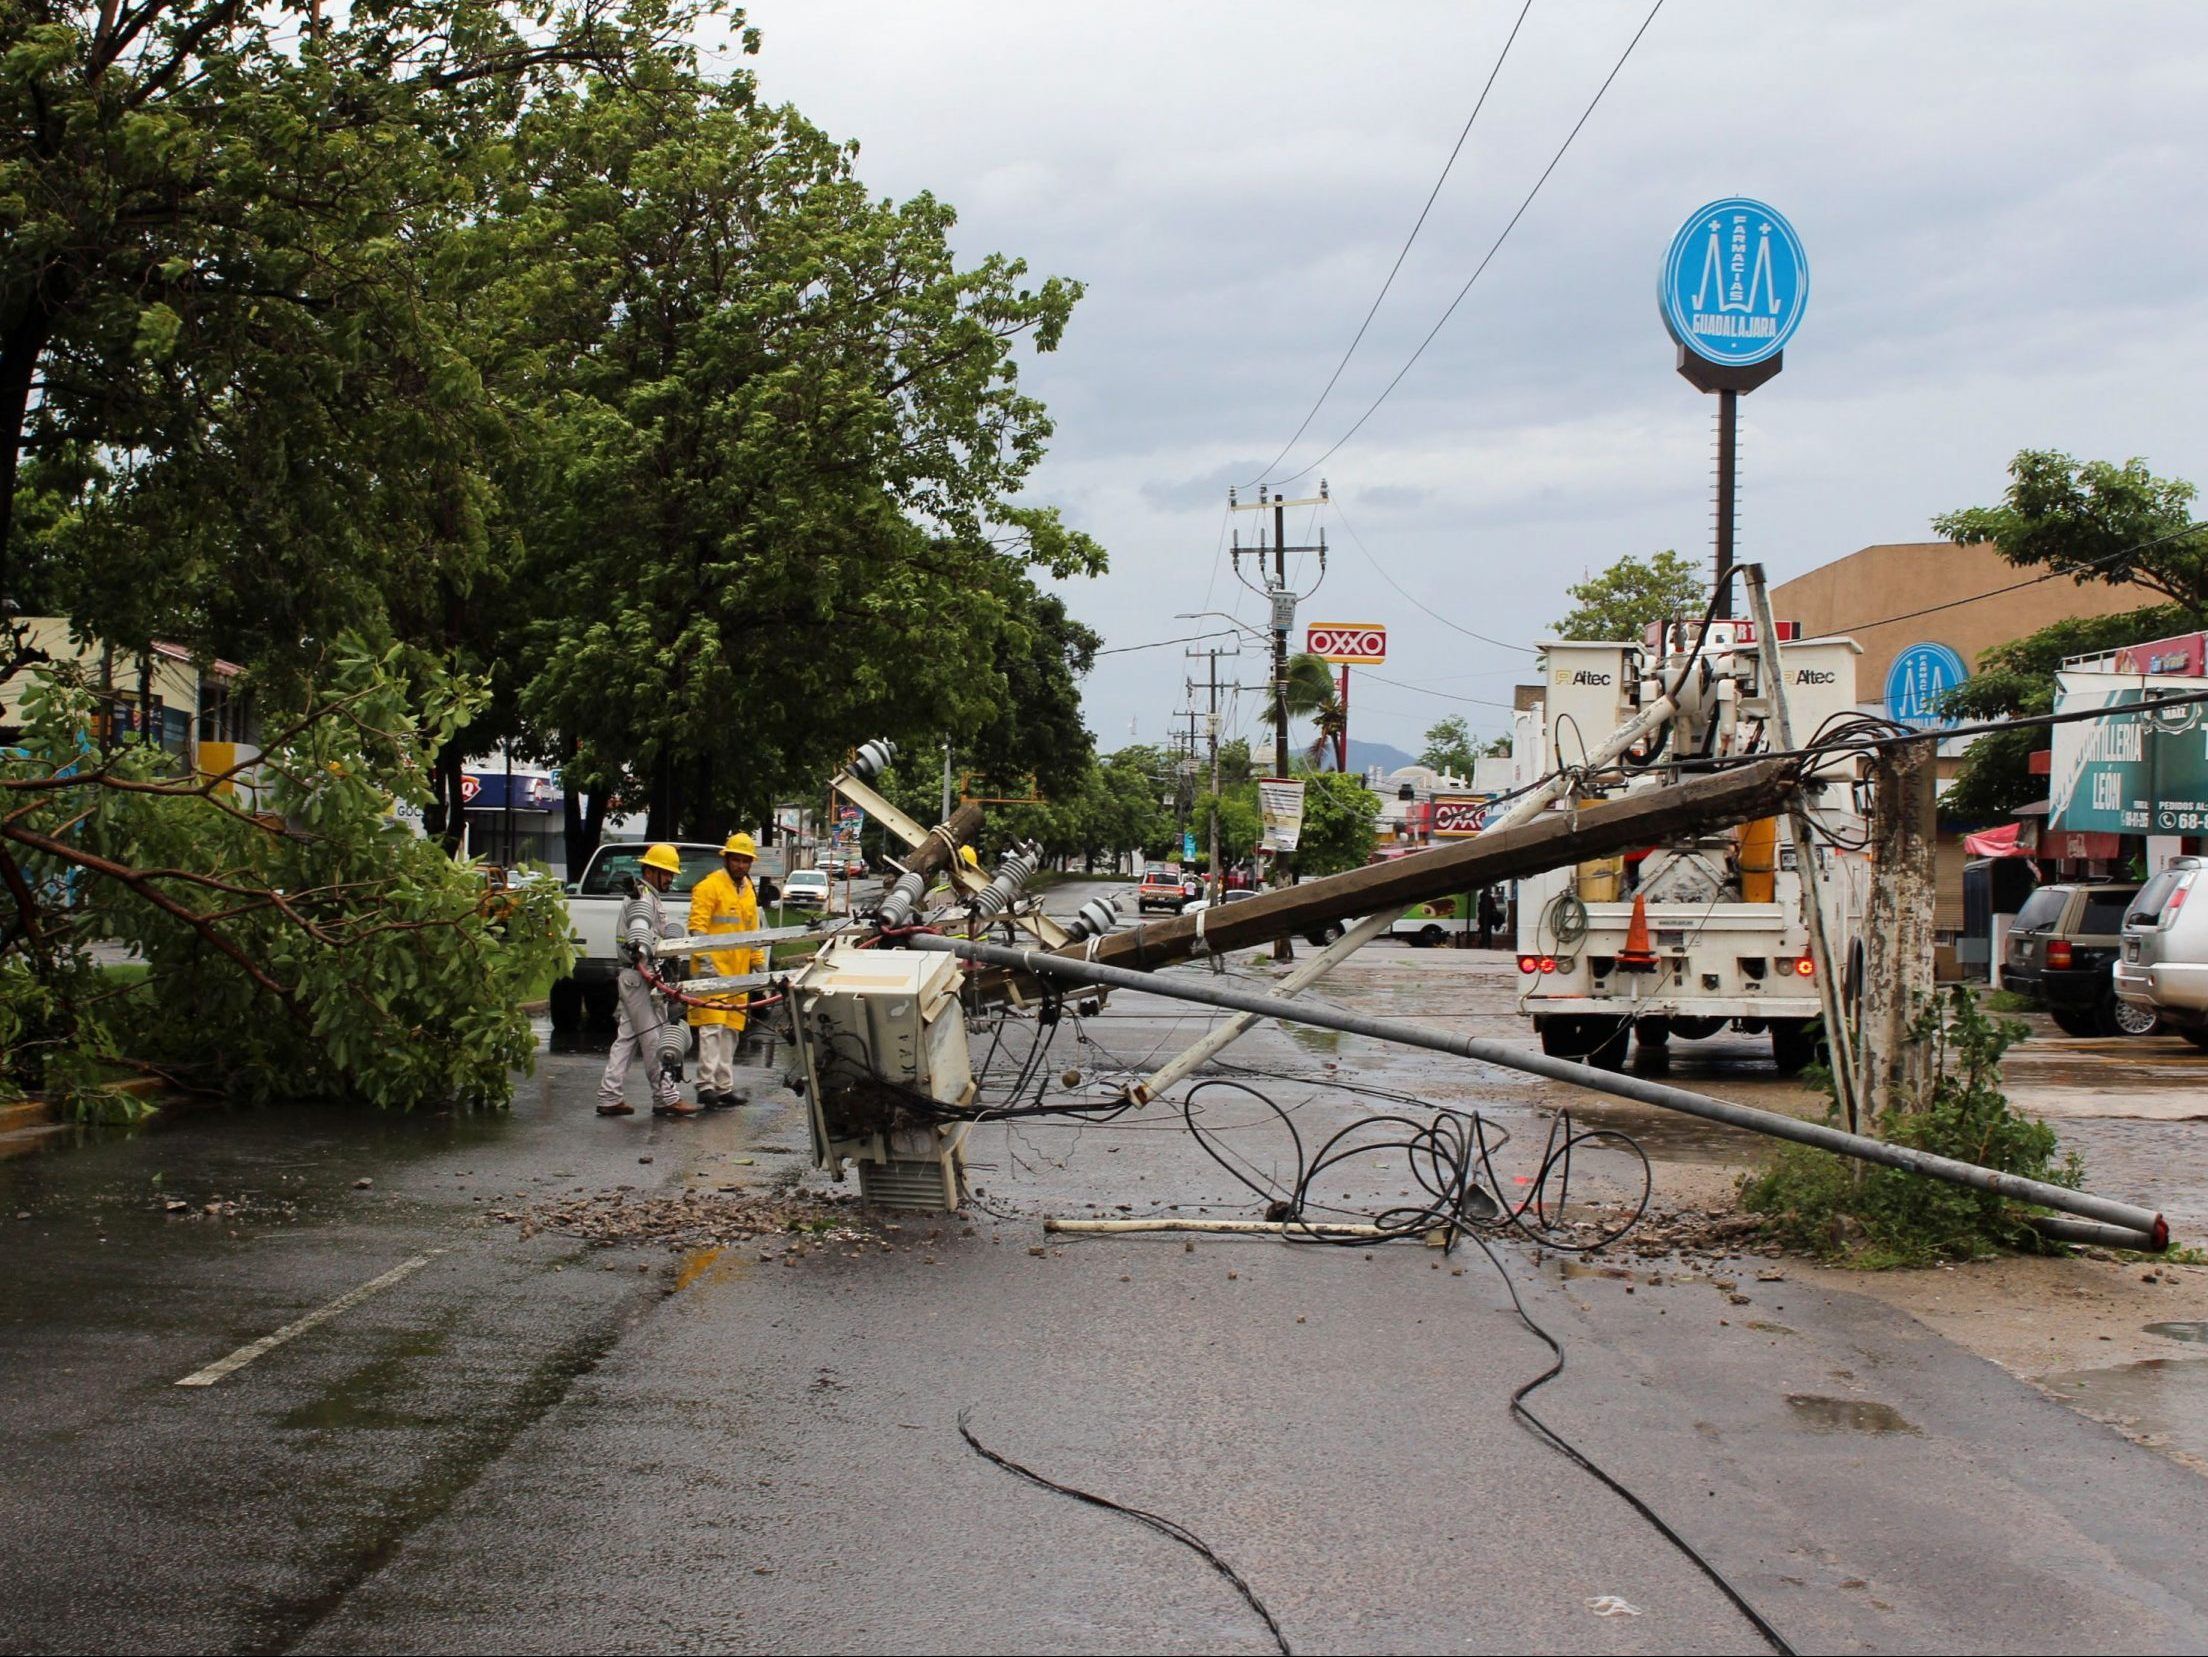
[2050,671,2208,833]
[1257,777,1306,854]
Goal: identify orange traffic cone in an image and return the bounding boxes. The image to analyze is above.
[1618,891,1659,973]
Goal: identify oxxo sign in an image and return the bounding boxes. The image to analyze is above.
[1305,623,1387,665]
[1432,796,1487,838]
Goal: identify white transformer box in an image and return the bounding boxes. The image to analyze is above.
[792,939,974,1209]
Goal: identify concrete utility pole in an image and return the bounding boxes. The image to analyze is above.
[1746,564,1861,1130]
[1186,642,1239,900]
[1860,739,1938,1120]
[940,739,954,822]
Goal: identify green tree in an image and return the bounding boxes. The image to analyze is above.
[1934,451,2208,617]
[497,65,1097,841]
[0,644,569,1115]
[0,0,664,673]
[1289,771,1379,877]
[1937,605,2189,819]
[1420,717,1476,777]
[1282,652,1346,769]
[1552,549,1703,642]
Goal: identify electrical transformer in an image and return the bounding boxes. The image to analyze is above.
[792,939,974,1209]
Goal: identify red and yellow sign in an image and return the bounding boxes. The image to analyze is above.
[1305,622,1387,665]
[1432,795,1488,838]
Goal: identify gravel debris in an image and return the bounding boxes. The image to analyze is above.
[497,1188,881,1253]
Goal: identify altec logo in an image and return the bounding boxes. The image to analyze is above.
[1306,624,1387,664]
[1555,669,1613,687]
[1792,669,1837,686]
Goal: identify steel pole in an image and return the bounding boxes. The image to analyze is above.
[905,934,2169,1248]
[1714,388,1737,619]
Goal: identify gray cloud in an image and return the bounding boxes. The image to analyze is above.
[739,0,2208,753]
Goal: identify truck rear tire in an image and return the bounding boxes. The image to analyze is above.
[548,978,584,1033]
[1418,925,1446,948]
[1587,1018,1631,1071]
[1770,1019,1820,1075]
[2049,1007,2097,1038]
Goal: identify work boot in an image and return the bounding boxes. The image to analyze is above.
[702,1090,737,1110]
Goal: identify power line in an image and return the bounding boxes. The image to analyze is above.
[1243,0,1537,490]
[1331,494,1532,654]
[1359,669,1521,711]
[1822,521,2208,638]
[1095,628,1244,657]
[1269,0,1667,488]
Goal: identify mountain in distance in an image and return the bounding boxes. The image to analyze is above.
[1343,737,1419,775]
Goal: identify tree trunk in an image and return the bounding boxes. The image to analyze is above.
[646,763,676,841]
[0,304,55,612]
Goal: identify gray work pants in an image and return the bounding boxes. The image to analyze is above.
[695,1024,744,1096]
[599,971,679,1109]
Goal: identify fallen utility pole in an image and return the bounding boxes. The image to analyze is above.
[1141,670,1696,1098]
[901,933,2170,1252]
[1057,756,1800,978]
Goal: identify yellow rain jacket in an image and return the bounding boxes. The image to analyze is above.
[687,867,762,1029]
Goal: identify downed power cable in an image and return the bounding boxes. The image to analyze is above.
[899,934,2170,1251]
[956,1407,1291,1655]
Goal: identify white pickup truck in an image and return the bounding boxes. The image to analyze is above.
[551,842,760,1031]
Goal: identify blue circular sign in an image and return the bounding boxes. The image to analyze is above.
[1885,643,1968,728]
[1660,198,1809,366]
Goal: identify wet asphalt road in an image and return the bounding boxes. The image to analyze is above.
[4,877,2208,1654]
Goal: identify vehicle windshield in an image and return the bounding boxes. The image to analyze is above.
[788,871,829,887]
[577,848,715,898]
[2011,887,2067,931]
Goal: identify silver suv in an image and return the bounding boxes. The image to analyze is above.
[2115,857,2208,1050]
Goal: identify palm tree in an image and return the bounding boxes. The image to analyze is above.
[1282,652,1347,770]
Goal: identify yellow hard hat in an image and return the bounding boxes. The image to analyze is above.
[959,844,981,869]
[640,843,682,875]
[721,832,758,858]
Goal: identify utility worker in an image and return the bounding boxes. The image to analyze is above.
[688,832,765,1109]
[596,843,693,1119]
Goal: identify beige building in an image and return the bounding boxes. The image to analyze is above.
[1773,542,2153,931]
[0,618,253,775]
[1769,541,2147,705]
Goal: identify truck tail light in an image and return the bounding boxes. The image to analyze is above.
[2046,939,2073,969]
[1518,954,1540,975]
[1538,955,1558,974]
[1793,956,1815,978]
[2168,881,2192,923]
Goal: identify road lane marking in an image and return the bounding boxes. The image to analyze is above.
[175,1250,445,1388]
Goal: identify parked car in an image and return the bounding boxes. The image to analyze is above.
[2116,859,2208,1048]
[783,868,833,911]
[1137,863,1201,913]
[2004,880,2157,1037]
[844,855,867,879]
[1180,889,1258,920]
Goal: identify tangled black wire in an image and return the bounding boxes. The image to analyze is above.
[1177,1078,1651,1254]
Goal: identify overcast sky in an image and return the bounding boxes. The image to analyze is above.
[731,1,2208,759]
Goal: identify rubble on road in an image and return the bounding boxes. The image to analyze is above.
[496,1187,885,1254]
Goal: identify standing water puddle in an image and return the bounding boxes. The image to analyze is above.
[1784,1394,1919,1434]
[2042,1357,2208,1467]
